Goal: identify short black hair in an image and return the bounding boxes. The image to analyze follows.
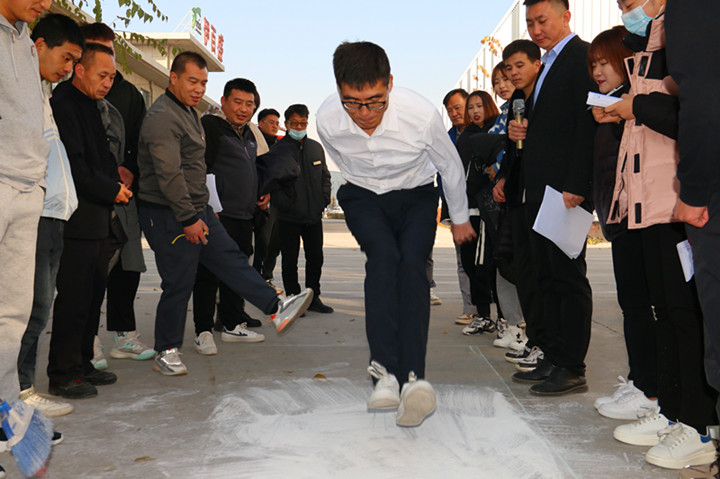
[79,22,115,43]
[258,108,280,122]
[32,14,85,50]
[502,39,541,63]
[284,104,309,121]
[442,88,469,107]
[223,78,260,109]
[333,41,391,89]
[78,42,114,68]
[170,51,207,75]
[523,0,569,10]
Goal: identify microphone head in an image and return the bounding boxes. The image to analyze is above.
[512,99,525,116]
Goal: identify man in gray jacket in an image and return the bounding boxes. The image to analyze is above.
[137,52,313,376]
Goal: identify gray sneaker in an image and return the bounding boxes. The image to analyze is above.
[270,289,314,333]
[153,348,187,376]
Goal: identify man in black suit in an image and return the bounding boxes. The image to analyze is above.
[506,0,596,395]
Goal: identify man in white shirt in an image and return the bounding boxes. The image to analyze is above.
[316,41,475,427]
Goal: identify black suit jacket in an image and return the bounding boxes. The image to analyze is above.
[522,35,597,206]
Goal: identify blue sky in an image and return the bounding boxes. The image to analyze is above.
[104,0,517,122]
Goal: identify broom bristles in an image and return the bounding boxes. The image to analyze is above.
[1,400,53,478]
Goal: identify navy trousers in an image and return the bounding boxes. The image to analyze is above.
[338,183,438,383]
[139,205,278,351]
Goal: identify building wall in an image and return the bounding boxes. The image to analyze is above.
[447,0,623,122]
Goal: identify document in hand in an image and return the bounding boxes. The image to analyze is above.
[586,92,622,108]
[532,186,594,259]
[206,173,223,213]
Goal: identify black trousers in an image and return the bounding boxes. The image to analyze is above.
[48,237,110,385]
[279,219,324,297]
[687,191,720,425]
[610,229,657,397]
[338,183,437,383]
[459,215,498,317]
[192,215,255,334]
[509,205,545,350]
[525,202,593,375]
[253,205,281,280]
[643,222,717,432]
[106,258,141,332]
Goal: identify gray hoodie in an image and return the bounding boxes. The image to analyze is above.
[0,15,48,191]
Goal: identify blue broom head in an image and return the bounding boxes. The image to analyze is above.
[0,400,53,478]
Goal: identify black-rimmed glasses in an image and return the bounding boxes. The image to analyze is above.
[341,99,388,111]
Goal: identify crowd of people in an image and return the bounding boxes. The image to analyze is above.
[1,0,719,476]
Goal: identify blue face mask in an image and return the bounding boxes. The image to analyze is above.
[622,0,652,36]
[288,129,307,141]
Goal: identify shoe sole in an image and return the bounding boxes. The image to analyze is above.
[514,363,538,372]
[109,349,156,360]
[33,405,74,417]
[598,408,648,421]
[92,361,108,370]
[529,383,588,396]
[505,354,529,363]
[275,291,314,334]
[48,387,98,399]
[193,346,218,355]
[455,319,474,325]
[220,334,265,343]
[512,374,549,384]
[396,389,436,427]
[367,398,401,410]
[645,448,717,470]
[153,364,188,376]
[613,429,661,446]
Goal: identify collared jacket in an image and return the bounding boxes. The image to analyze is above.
[608,15,680,229]
[137,91,208,226]
[272,135,331,224]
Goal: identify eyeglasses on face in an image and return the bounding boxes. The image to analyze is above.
[341,99,388,111]
[288,121,308,129]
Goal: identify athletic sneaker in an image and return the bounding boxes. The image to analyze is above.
[269,289,314,333]
[91,335,108,370]
[20,386,74,417]
[462,317,495,335]
[645,423,717,470]
[194,331,218,355]
[613,408,673,446]
[509,335,528,352]
[494,324,524,349]
[396,372,436,427]
[367,361,400,410]
[515,346,544,372]
[455,313,478,325]
[430,288,442,306]
[153,348,187,376]
[494,318,508,339]
[110,331,155,360]
[598,387,658,420]
[221,323,265,343]
[594,376,637,410]
[505,345,532,363]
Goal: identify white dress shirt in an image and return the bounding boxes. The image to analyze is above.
[316,86,470,225]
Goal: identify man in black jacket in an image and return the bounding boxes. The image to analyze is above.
[274,104,333,313]
[505,0,596,395]
[48,43,132,399]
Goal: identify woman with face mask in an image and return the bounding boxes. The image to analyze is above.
[596,0,719,471]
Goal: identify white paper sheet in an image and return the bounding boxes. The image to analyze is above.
[206,173,223,213]
[532,186,594,259]
[676,240,695,282]
[586,91,622,108]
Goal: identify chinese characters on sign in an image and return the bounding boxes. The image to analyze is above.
[193,8,224,63]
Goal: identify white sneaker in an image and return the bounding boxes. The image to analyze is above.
[509,334,528,351]
[396,372,436,427]
[91,335,108,370]
[430,288,442,306]
[153,348,188,376]
[614,408,673,446]
[20,386,74,417]
[493,324,524,349]
[455,313,477,325]
[194,331,218,355]
[645,423,717,470]
[110,331,156,360]
[221,323,265,343]
[598,386,657,420]
[367,361,400,410]
[270,289,313,333]
[594,376,637,410]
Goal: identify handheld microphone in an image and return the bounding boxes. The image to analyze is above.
[512,99,525,150]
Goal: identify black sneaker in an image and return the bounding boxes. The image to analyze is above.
[514,346,544,372]
[505,346,531,363]
[308,297,334,314]
[84,369,117,386]
[49,379,98,399]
